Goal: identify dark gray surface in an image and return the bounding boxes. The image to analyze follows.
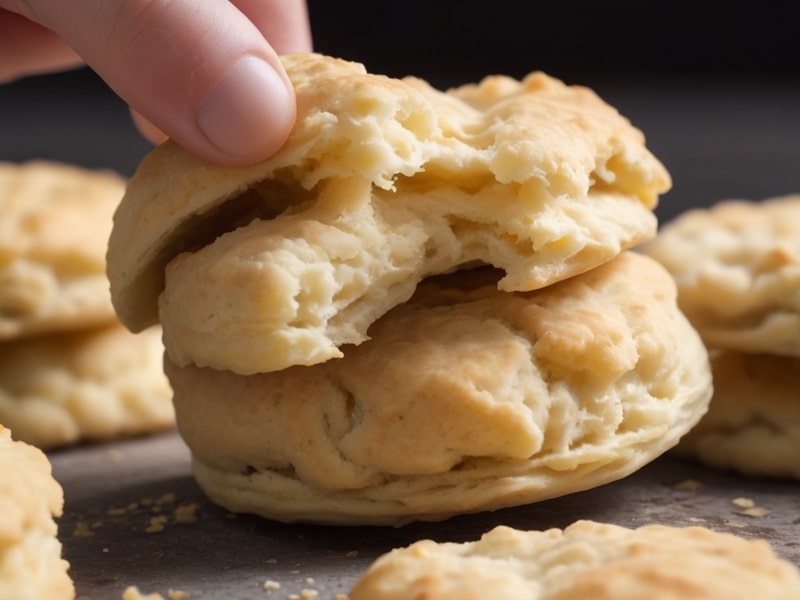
[49,430,799,600]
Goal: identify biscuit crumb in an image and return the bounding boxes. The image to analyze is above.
[265,558,278,564]
[732,497,756,508]
[145,515,169,533]
[742,506,769,518]
[173,502,200,524]
[72,520,96,538]
[345,550,358,558]
[167,591,188,600]
[263,580,280,591]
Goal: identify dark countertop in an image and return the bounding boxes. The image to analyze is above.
[2,62,799,600]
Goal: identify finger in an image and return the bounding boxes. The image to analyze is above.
[5,0,307,166]
[0,10,82,82]
[129,107,168,146]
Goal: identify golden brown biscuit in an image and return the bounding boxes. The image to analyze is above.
[108,52,671,375]
[675,349,800,479]
[348,520,800,600]
[0,160,124,340]
[166,252,711,525]
[0,425,73,600]
[0,324,173,449]
[641,194,800,356]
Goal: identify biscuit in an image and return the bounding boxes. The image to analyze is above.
[165,252,712,525]
[348,520,800,600]
[675,349,800,479]
[0,425,73,600]
[0,324,173,449]
[108,52,671,375]
[0,160,124,340]
[641,195,800,355]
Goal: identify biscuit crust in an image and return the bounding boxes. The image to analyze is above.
[166,252,711,525]
[0,324,173,449]
[641,195,800,355]
[0,425,73,600]
[0,160,124,340]
[348,520,800,600]
[109,53,670,375]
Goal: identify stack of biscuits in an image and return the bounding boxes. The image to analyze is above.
[107,52,713,525]
[642,195,800,480]
[0,161,173,450]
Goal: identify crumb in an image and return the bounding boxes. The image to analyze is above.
[145,515,169,533]
[173,503,200,524]
[156,493,177,506]
[108,507,129,517]
[732,497,755,508]
[742,506,769,517]
[724,520,748,528]
[121,586,166,600]
[72,521,96,538]
[265,558,278,564]
[673,478,702,492]
[103,547,110,553]
[335,595,350,600]
[167,591,188,600]
[262,580,280,591]
[300,590,319,599]
[305,577,315,585]
[344,551,358,558]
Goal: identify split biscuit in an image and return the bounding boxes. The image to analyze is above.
[108,52,671,375]
[0,324,173,450]
[675,349,800,479]
[348,520,800,600]
[0,425,73,600]
[0,160,124,340]
[165,252,712,525]
[641,195,800,356]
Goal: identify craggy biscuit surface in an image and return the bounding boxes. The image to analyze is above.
[0,425,73,600]
[109,52,671,375]
[348,520,800,600]
[642,195,800,355]
[0,324,173,449]
[166,252,711,525]
[675,349,800,479]
[0,160,124,340]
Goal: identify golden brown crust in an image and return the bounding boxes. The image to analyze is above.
[108,52,670,374]
[0,425,73,599]
[641,194,800,355]
[0,160,124,340]
[0,324,173,449]
[348,520,800,600]
[166,253,711,525]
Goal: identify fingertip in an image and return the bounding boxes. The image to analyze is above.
[192,55,296,166]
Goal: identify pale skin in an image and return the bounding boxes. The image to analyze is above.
[0,0,313,166]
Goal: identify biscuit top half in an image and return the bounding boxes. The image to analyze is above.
[108,52,671,348]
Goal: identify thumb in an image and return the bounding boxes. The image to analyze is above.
[7,0,309,166]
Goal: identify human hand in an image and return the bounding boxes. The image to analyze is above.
[0,0,313,166]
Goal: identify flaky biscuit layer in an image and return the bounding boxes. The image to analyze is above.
[349,520,800,600]
[675,349,800,479]
[166,253,711,525]
[0,425,73,600]
[109,52,670,374]
[642,194,800,355]
[0,160,124,340]
[0,324,173,450]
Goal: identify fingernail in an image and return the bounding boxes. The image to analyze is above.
[196,56,294,161]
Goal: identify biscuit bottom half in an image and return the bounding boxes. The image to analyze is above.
[166,252,713,525]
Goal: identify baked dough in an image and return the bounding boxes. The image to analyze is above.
[348,520,800,600]
[166,252,712,525]
[675,349,800,479]
[0,160,123,340]
[642,196,800,479]
[0,425,73,600]
[108,52,671,375]
[0,323,173,449]
[641,195,800,355]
